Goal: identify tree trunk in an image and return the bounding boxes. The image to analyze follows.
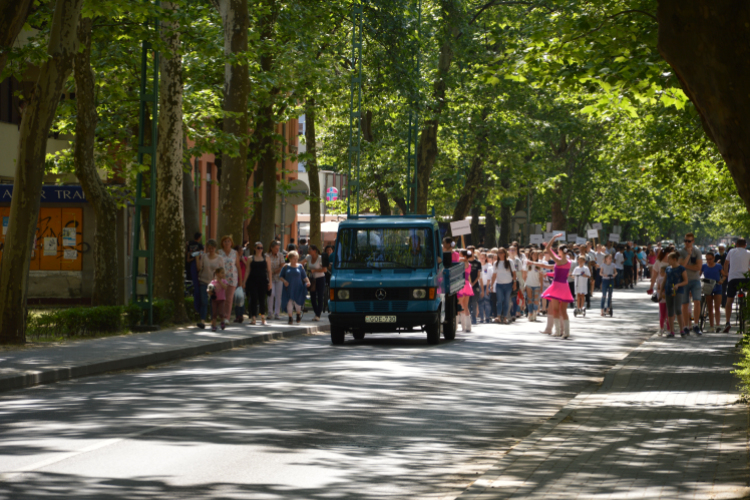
[393,196,407,216]
[0,0,34,76]
[153,1,187,323]
[216,0,250,241]
[73,16,118,306]
[376,191,392,215]
[452,110,489,222]
[485,205,497,248]
[183,167,200,241]
[499,204,511,248]
[247,168,262,245]
[470,205,480,246]
[415,1,460,214]
[257,0,280,247]
[0,0,83,343]
[258,103,278,246]
[551,186,567,231]
[657,1,750,213]
[305,98,322,248]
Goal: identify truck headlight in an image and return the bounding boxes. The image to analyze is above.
[413,288,427,299]
[337,289,350,300]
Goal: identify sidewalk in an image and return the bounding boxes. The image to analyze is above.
[458,330,750,500]
[0,316,329,393]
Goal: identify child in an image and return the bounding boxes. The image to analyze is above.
[600,254,617,316]
[209,267,228,332]
[663,252,688,338]
[656,266,669,336]
[572,255,591,314]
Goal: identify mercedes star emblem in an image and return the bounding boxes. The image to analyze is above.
[375,289,387,300]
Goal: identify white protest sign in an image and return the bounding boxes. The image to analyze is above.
[544,232,554,240]
[609,233,621,243]
[567,234,577,243]
[592,222,603,230]
[576,237,587,245]
[450,219,472,237]
[587,228,599,239]
[530,234,544,245]
[63,249,78,260]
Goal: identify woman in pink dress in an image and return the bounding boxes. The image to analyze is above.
[536,234,574,339]
[457,249,474,332]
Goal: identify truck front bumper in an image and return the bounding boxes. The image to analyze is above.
[328,311,440,332]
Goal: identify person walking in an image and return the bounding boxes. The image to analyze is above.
[280,250,310,324]
[715,244,729,308]
[304,245,327,321]
[479,251,493,323]
[186,232,204,320]
[457,249,474,332]
[233,245,249,323]
[666,251,689,337]
[599,254,617,316]
[267,241,285,319]
[524,250,543,322]
[623,244,634,288]
[723,238,750,333]
[217,235,242,323]
[491,248,516,325]
[196,239,222,329]
[614,246,625,288]
[701,252,724,332]
[468,248,483,325]
[208,267,228,332]
[679,233,703,336]
[537,234,574,339]
[247,241,272,325]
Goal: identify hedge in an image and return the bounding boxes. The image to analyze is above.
[27,298,184,339]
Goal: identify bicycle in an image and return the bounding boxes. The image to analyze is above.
[698,278,717,332]
[736,285,747,335]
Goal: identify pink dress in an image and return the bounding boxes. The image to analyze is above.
[541,262,574,303]
[457,265,474,297]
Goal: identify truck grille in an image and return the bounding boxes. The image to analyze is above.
[348,288,412,300]
[352,301,409,312]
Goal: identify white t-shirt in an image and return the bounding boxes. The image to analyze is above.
[614,252,624,270]
[525,263,542,287]
[493,260,516,285]
[573,265,591,294]
[726,247,750,281]
[304,254,326,279]
[481,263,493,286]
[595,251,606,267]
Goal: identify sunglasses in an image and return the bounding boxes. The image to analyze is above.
[256,246,263,250]
[684,239,693,243]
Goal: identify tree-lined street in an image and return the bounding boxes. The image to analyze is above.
[1,286,746,499]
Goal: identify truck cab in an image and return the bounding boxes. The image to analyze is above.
[327,216,463,344]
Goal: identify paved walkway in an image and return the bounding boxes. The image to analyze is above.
[0,316,329,392]
[458,329,750,499]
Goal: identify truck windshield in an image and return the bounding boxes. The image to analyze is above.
[335,227,435,269]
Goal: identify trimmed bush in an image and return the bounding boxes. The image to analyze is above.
[125,299,177,328]
[27,306,124,338]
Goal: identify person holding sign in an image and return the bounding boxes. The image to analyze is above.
[536,234,574,339]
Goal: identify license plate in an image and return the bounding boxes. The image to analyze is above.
[365,315,396,323]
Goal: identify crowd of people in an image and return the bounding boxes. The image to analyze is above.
[443,234,656,340]
[183,229,750,339]
[185,234,334,332]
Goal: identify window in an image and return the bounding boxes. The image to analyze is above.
[336,227,435,269]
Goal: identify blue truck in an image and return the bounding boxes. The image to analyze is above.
[327,216,465,345]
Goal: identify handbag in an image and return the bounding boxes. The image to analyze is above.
[234,286,245,303]
[651,292,659,303]
[309,276,317,292]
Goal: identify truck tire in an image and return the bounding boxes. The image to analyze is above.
[426,320,441,345]
[443,295,457,340]
[331,326,346,345]
[352,332,365,340]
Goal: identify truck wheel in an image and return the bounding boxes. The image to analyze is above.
[426,320,441,345]
[352,332,365,340]
[443,297,457,340]
[331,326,345,345]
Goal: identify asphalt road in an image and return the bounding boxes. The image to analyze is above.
[0,287,657,500]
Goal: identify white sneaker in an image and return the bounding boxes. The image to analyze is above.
[657,328,663,336]
[313,316,320,322]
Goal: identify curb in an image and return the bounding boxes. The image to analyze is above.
[0,324,330,393]
[456,329,658,499]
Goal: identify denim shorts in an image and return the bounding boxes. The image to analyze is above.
[682,280,701,303]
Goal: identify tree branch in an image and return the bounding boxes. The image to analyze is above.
[563,9,657,45]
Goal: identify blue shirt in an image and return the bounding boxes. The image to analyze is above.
[666,265,686,296]
[701,263,722,294]
[623,250,634,266]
